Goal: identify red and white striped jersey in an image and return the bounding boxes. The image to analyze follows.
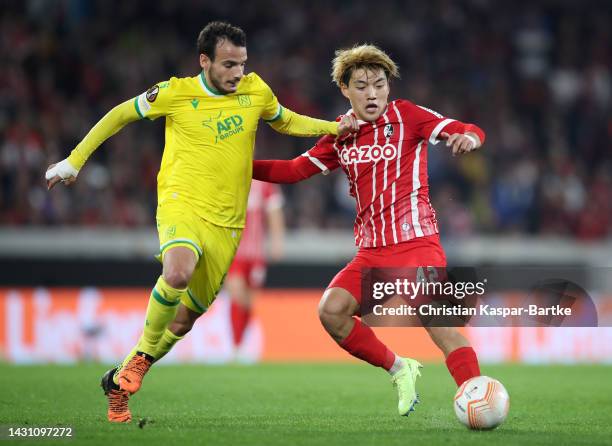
[235,180,283,260]
[302,99,461,248]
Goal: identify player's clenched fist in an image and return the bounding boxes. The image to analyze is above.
[45,159,79,190]
[439,132,481,156]
[337,114,359,137]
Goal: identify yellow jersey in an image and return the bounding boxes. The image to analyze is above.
[67,71,339,228]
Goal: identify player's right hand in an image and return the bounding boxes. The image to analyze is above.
[45,159,79,190]
[337,114,359,138]
[439,132,480,156]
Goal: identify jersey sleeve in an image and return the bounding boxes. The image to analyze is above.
[401,100,458,145]
[133,79,175,120]
[301,135,341,175]
[66,99,141,170]
[259,77,283,122]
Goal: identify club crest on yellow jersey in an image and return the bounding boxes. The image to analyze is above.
[237,95,251,107]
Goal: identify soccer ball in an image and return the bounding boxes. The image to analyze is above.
[453,376,510,430]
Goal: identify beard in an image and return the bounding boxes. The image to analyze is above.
[209,69,238,95]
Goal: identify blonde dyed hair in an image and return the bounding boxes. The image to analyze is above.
[331,44,399,87]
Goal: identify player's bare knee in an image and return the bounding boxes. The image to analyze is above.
[162,247,197,289]
[163,267,192,289]
[318,290,354,333]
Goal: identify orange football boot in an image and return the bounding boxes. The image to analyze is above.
[101,368,131,423]
[118,352,154,394]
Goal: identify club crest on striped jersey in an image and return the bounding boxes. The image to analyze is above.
[384,124,394,138]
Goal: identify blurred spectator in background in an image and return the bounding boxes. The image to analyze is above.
[1,0,610,239]
[226,180,284,357]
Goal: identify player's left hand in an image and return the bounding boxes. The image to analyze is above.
[439,132,481,156]
[337,114,359,138]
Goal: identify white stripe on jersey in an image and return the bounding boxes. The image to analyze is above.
[348,134,364,247]
[391,102,404,242]
[137,92,152,116]
[390,182,398,244]
[336,140,360,246]
[410,141,424,237]
[389,100,398,242]
[379,110,391,246]
[417,105,444,118]
[369,122,378,247]
[429,118,456,145]
[301,152,330,174]
[381,113,389,192]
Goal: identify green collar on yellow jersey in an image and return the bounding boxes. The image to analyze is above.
[199,71,225,97]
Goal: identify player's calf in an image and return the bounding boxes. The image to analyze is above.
[319,288,398,371]
[168,304,201,337]
[425,326,480,386]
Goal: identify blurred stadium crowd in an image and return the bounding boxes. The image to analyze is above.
[1,0,610,239]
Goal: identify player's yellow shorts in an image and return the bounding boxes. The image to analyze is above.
[156,203,242,314]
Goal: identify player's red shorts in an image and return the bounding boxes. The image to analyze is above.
[228,258,267,288]
[328,233,447,303]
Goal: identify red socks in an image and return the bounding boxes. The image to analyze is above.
[339,318,396,370]
[446,346,481,386]
[339,320,480,382]
[230,300,251,347]
[338,320,480,383]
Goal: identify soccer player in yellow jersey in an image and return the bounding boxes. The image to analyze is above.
[45,21,357,423]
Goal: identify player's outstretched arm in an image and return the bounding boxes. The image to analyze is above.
[438,123,485,156]
[253,157,322,184]
[406,102,486,157]
[268,109,357,138]
[45,99,140,190]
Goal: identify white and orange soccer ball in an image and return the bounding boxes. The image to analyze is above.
[453,376,510,430]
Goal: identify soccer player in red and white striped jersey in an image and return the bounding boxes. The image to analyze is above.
[253,45,484,416]
[226,180,284,353]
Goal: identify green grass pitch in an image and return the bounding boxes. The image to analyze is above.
[1,363,611,445]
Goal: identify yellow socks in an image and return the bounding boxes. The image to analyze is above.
[139,276,185,354]
[152,328,184,362]
[113,276,185,384]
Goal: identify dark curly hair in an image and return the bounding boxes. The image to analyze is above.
[197,21,246,61]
